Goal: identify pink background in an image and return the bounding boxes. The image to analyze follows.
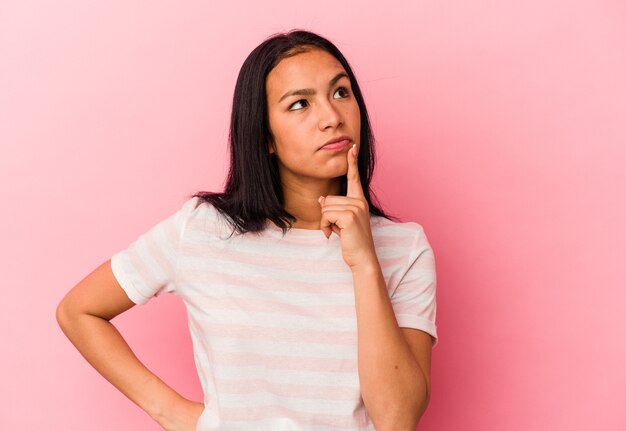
[2,1,625,430]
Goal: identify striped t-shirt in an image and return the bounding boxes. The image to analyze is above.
[110,196,438,431]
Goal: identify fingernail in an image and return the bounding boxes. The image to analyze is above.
[318,196,324,204]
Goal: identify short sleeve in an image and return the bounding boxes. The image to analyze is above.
[110,197,199,305]
[390,224,438,347]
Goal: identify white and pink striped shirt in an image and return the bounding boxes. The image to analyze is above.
[110,196,438,431]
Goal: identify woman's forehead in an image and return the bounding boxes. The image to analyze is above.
[266,50,346,100]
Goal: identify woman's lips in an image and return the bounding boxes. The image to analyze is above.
[321,139,351,151]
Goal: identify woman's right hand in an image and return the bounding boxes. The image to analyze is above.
[156,398,204,431]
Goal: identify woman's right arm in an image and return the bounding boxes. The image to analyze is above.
[55,259,204,431]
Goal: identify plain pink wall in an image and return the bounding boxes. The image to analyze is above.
[1,1,624,430]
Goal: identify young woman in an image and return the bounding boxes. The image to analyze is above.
[56,29,438,431]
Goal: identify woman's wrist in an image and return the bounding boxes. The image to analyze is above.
[350,254,381,275]
[143,376,187,423]
[150,393,204,430]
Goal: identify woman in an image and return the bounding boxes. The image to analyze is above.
[56,29,438,431]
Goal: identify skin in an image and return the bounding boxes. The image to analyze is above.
[266,47,362,231]
[266,46,376,269]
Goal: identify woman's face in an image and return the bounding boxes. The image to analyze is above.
[266,48,361,183]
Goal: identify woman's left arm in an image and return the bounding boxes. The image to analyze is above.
[351,262,431,431]
[318,143,431,431]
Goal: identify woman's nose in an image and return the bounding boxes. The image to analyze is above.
[318,99,343,130]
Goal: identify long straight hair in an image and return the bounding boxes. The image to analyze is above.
[192,29,400,237]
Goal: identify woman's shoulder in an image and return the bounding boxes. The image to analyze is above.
[175,195,210,220]
[180,195,241,238]
[370,214,433,254]
[176,195,223,229]
[371,214,426,237]
[182,195,213,213]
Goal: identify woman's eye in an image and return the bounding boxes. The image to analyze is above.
[334,86,350,99]
[288,87,350,111]
[288,99,308,111]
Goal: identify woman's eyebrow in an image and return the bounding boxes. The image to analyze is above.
[278,72,349,103]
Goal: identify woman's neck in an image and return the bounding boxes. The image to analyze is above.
[281,176,341,229]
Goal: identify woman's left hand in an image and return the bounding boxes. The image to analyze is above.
[318,143,378,271]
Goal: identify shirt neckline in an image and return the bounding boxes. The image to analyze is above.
[264,220,332,238]
[263,215,382,239]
